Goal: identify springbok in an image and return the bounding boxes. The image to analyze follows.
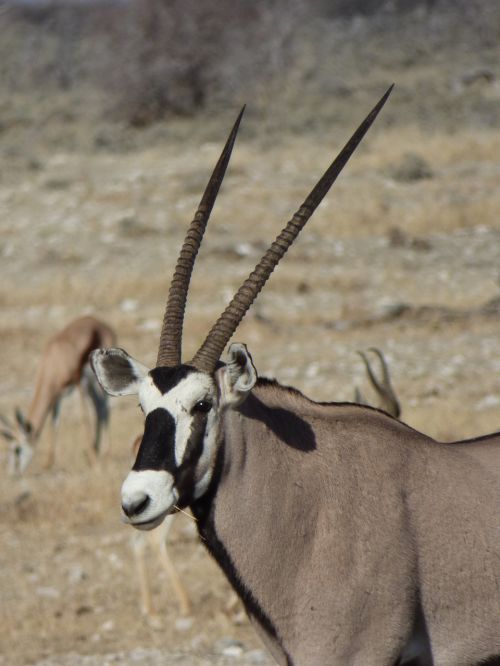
[91,90,500,665]
[1,315,116,474]
[355,348,401,418]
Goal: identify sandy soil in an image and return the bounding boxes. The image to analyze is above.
[0,81,499,664]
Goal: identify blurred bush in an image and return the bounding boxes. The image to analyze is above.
[0,0,498,128]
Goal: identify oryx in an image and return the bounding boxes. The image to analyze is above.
[130,350,401,626]
[91,90,500,666]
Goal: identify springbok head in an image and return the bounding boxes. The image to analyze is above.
[0,410,34,476]
[91,88,393,530]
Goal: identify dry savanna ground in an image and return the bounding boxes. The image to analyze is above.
[0,90,499,664]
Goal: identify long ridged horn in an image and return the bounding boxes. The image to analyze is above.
[157,107,245,367]
[191,86,394,372]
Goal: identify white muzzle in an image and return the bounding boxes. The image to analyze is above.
[120,470,177,530]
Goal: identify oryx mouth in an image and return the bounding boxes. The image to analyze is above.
[122,509,170,531]
[120,469,178,530]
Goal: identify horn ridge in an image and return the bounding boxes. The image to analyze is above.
[157,106,245,367]
[191,86,394,373]
[190,209,309,372]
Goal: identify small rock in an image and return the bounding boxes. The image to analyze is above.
[175,616,194,631]
[120,298,138,313]
[305,362,320,379]
[101,620,114,632]
[36,586,60,599]
[75,605,93,616]
[223,645,244,657]
[476,395,500,410]
[388,152,433,183]
[234,242,255,257]
[138,318,161,332]
[68,565,87,584]
[214,638,245,657]
[460,67,495,87]
[107,552,124,569]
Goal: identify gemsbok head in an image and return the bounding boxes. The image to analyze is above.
[91,89,500,666]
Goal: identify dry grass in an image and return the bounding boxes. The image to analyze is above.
[0,4,499,661]
[1,85,500,663]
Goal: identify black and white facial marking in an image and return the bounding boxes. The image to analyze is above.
[123,365,219,529]
[91,349,220,531]
[91,344,257,531]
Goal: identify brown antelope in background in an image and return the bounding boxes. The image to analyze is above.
[91,90,500,665]
[1,315,116,474]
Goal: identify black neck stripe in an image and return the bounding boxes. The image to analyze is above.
[192,445,293,665]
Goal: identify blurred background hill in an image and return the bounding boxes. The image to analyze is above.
[1,0,499,145]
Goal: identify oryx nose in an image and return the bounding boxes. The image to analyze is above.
[121,493,150,518]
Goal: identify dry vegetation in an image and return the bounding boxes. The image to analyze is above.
[0,1,499,664]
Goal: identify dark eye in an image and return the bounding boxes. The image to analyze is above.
[192,400,212,414]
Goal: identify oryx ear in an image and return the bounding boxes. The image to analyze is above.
[90,348,150,396]
[217,343,257,408]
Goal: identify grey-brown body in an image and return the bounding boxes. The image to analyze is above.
[193,379,500,666]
